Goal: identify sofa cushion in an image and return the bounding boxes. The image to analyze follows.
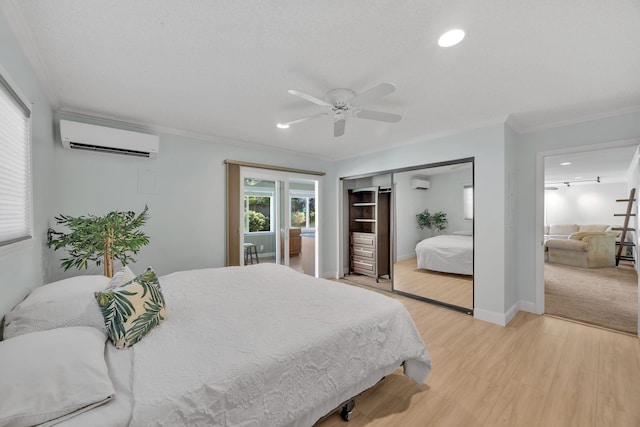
[548,224,578,235]
[545,238,588,251]
[578,224,609,232]
[569,231,606,241]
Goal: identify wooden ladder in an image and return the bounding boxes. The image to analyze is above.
[613,187,636,266]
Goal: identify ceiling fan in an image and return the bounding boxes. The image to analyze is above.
[279,82,401,137]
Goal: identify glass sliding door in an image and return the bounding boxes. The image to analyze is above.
[239,168,320,276]
[242,178,282,265]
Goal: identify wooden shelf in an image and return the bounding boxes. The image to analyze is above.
[348,187,390,281]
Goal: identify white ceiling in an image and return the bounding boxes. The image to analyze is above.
[544,145,637,184]
[3,0,640,160]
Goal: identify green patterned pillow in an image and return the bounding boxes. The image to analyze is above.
[94,267,166,349]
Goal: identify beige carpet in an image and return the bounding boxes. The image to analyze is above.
[545,262,638,334]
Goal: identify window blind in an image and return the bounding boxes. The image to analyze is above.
[463,185,473,220]
[0,73,32,246]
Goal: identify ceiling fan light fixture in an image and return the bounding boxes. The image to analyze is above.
[281,82,401,137]
[438,29,465,47]
[276,123,290,129]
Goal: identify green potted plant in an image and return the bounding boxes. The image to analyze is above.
[48,206,150,278]
[416,209,448,236]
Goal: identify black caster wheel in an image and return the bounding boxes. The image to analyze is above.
[340,399,355,422]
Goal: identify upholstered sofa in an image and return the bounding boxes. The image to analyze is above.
[544,224,610,240]
[546,231,618,268]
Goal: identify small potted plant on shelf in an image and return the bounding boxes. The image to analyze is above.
[47,206,150,278]
[416,209,447,237]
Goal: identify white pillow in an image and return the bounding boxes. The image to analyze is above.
[0,327,115,427]
[3,275,110,340]
[15,275,110,308]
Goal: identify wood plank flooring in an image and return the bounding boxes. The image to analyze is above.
[315,286,640,427]
[393,257,473,309]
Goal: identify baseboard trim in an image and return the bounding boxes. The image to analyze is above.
[320,271,339,280]
[475,300,538,327]
[397,253,415,262]
[518,300,538,314]
[474,309,508,326]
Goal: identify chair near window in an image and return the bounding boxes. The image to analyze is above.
[244,243,259,264]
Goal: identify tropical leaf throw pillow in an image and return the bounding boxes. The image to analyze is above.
[95,267,166,349]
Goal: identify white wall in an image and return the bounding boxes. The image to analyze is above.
[423,169,473,235]
[395,167,473,261]
[334,124,508,323]
[394,171,429,261]
[515,111,640,311]
[0,11,56,317]
[49,115,334,281]
[544,182,628,227]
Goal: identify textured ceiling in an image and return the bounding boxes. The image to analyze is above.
[3,0,640,160]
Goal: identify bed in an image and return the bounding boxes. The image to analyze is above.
[415,232,473,275]
[0,263,431,427]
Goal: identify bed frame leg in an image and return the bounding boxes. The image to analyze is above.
[340,399,355,421]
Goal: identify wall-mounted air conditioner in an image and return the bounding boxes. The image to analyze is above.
[410,178,430,190]
[59,120,159,159]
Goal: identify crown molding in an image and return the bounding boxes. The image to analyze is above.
[504,114,525,133]
[517,105,640,134]
[55,108,335,163]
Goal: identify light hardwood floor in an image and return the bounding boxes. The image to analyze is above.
[394,257,473,309]
[316,286,640,427]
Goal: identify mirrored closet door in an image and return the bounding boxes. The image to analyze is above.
[392,158,474,314]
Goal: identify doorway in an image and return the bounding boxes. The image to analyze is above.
[542,145,639,334]
[225,161,322,275]
[239,167,320,276]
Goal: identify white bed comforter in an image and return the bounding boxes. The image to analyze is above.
[80,264,430,427]
[416,234,473,275]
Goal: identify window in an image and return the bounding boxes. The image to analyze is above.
[290,190,315,229]
[463,185,473,220]
[244,193,273,233]
[0,72,32,247]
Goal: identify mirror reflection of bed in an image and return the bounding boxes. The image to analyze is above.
[393,160,474,313]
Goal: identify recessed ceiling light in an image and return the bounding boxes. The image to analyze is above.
[560,162,571,166]
[438,29,465,47]
[574,176,582,179]
[276,123,289,129]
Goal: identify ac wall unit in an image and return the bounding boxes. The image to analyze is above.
[410,178,430,190]
[59,120,159,159]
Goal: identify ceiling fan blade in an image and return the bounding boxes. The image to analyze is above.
[280,112,328,127]
[287,89,332,107]
[350,83,396,106]
[356,109,402,123]
[334,119,346,137]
